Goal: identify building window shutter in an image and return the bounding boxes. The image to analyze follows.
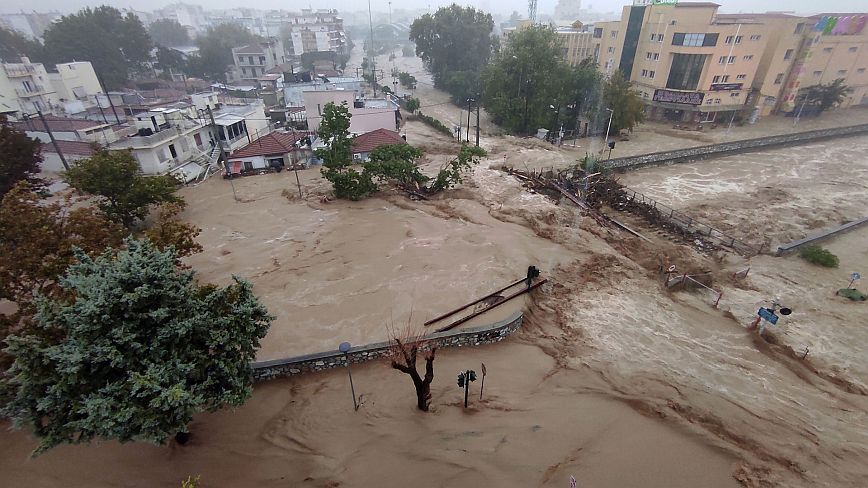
[703,34,718,47]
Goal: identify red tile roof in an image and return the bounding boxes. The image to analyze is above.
[41,140,98,157]
[13,115,107,133]
[228,131,311,159]
[351,128,404,154]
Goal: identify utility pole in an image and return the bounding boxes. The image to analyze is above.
[37,110,69,171]
[96,72,122,125]
[96,95,108,125]
[466,98,473,142]
[475,95,480,147]
[368,0,377,97]
[207,106,236,202]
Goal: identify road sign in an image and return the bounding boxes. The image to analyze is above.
[852,272,861,281]
[757,307,778,325]
[569,475,577,488]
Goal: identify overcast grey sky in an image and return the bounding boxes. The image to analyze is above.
[1,0,864,17]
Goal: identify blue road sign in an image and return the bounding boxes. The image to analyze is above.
[757,307,778,325]
[852,272,861,281]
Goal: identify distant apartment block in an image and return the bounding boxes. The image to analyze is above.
[504,20,596,67]
[264,9,347,56]
[228,38,287,83]
[0,58,107,118]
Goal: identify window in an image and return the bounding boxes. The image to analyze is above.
[594,28,603,38]
[259,56,266,64]
[718,56,726,64]
[849,47,858,53]
[858,68,866,74]
[837,69,847,75]
[653,52,659,60]
[712,75,721,83]
[647,52,652,59]
[611,30,617,38]
[650,33,656,41]
[743,55,754,61]
[794,23,804,34]
[735,35,743,44]
[656,33,664,42]
[750,34,761,41]
[666,53,709,90]
[774,73,784,84]
[823,47,833,53]
[672,33,718,47]
[241,67,247,75]
[736,74,746,80]
[649,70,655,79]
[725,35,734,44]
[784,49,793,60]
[814,70,822,76]
[248,56,254,64]
[608,46,615,54]
[730,92,739,97]
[721,75,730,82]
[641,69,649,77]
[728,56,736,64]
[714,98,721,104]
[705,98,713,104]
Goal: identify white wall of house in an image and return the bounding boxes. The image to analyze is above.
[303,90,354,132]
[350,109,397,134]
[41,152,89,173]
[48,62,101,102]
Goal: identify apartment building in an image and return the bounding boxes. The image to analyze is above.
[0,57,60,115]
[778,14,868,113]
[591,21,625,75]
[264,9,347,56]
[503,20,596,67]
[47,62,103,116]
[228,38,287,83]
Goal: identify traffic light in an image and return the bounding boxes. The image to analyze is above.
[608,141,616,149]
[469,370,477,382]
[457,372,465,387]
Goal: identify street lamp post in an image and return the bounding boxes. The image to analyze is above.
[604,107,614,142]
[339,342,359,411]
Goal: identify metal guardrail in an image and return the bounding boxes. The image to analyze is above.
[622,186,762,255]
[775,216,868,255]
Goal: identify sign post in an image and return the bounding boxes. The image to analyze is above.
[479,363,487,400]
[848,272,861,289]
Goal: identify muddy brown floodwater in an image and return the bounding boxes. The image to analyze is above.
[3,55,868,487]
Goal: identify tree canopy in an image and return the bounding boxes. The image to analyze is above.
[41,6,151,89]
[1,238,272,454]
[188,23,259,81]
[0,183,123,371]
[316,102,376,200]
[0,115,43,197]
[798,78,853,113]
[148,19,191,47]
[410,4,497,102]
[602,70,645,135]
[63,150,180,228]
[0,26,44,62]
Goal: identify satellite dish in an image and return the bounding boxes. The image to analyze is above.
[779,308,792,316]
[339,341,352,353]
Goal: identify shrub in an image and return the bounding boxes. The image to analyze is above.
[416,111,453,136]
[799,245,839,268]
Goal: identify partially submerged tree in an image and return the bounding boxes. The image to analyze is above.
[602,70,645,135]
[0,116,43,197]
[317,102,377,200]
[142,202,203,259]
[1,238,273,454]
[430,145,487,192]
[365,143,426,188]
[64,150,180,228]
[388,327,436,411]
[0,183,124,370]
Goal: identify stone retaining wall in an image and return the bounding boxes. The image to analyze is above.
[604,123,868,170]
[251,311,524,381]
[775,216,868,255]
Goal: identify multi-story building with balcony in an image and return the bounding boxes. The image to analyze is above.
[0,57,60,115]
[264,9,347,57]
[228,38,287,83]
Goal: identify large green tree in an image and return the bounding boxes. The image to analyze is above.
[797,78,853,114]
[41,6,152,89]
[0,115,43,197]
[188,23,259,81]
[316,102,376,200]
[148,19,191,47]
[64,150,180,228]
[1,238,272,454]
[409,4,497,102]
[602,70,645,135]
[0,26,44,62]
[0,183,123,371]
[481,25,572,134]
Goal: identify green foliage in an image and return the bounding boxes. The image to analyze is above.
[181,475,201,488]
[316,102,376,200]
[482,25,599,135]
[64,150,180,228]
[430,145,487,193]
[188,23,259,81]
[603,70,645,135]
[409,5,497,101]
[405,97,421,113]
[1,238,273,454]
[364,144,426,187]
[42,6,152,89]
[154,46,187,74]
[0,115,43,197]
[398,71,417,89]
[402,45,414,57]
[142,202,203,259]
[416,111,453,136]
[579,154,598,172]
[798,78,853,113]
[0,26,44,62]
[148,19,190,47]
[799,245,839,268]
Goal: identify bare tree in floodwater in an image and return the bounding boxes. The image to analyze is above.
[388,327,436,411]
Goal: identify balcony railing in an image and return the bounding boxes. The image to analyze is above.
[4,65,36,77]
[15,85,46,97]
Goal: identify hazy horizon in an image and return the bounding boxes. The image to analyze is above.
[1,0,866,18]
